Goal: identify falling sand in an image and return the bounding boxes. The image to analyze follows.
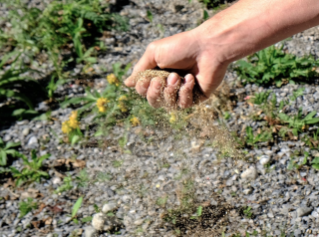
[132,69,240,158]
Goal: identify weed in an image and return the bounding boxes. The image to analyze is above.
[112,160,123,168]
[245,126,272,147]
[249,91,270,105]
[10,150,50,187]
[55,175,73,194]
[19,198,38,218]
[278,109,319,136]
[235,45,319,86]
[146,10,153,22]
[243,206,253,219]
[81,216,92,223]
[289,87,305,101]
[0,137,21,166]
[71,196,83,224]
[156,196,168,207]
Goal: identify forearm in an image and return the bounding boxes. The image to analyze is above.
[194,0,319,64]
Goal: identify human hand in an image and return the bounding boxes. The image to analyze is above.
[124,29,229,108]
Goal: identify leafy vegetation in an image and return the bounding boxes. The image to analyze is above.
[0,0,128,122]
[19,198,38,218]
[235,45,319,86]
[0,137,20,166]
[10,150,50,187]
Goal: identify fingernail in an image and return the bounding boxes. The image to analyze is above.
[185,74,192,83]
[167,73,178,86]
[151,78,161,90]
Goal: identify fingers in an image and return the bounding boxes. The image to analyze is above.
[178,74,195,108]
[147,77,166,108]
[163,73,181,108]
[135,72,196,109]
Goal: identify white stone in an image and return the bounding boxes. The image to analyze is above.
[27,136,38,148]
[84,226,97,237]
[102,203,117,213]
[22,128,30,136]
[92,213,106,231]
[243,188,253,195]
[259,155,271,165]
[52,177,62,185]
[241,166,257,180]
[134,219,144,226]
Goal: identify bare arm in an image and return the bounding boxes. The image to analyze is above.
[125,0,319,108]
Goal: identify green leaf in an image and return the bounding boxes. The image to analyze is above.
[72,196,83,218]
[311,157,319,164]
[0,150,7,166]
[312,164,319,170]
[197,206,203,217]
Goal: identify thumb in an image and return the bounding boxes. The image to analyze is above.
[195,62,228,100]
[124,44,158,87]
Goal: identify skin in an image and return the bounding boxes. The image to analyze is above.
[125,0,319,108]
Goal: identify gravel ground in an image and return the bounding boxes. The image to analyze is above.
[1,0,319,237]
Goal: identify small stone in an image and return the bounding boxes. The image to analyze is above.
[259,155,271,165]
[52,177,62,185]
[243,188,253,195]
[92,213,106,231]
[84,226,96,237]
[27,136,38,148]
[134,219,144,226]
[102,203,117,214]
[297,207,313,217]
[22,128,30,136]
[241,166,257,180]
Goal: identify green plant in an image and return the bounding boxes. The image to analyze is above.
[250,91,271,105]
[190,206,203,219]
[55,169,90,194]
[288,151,308,170]
[10,150,50,187]
[146,10,153,22]
[289,87,305,101]
[311,156,319,170]
[243,206,253,219]
[55,175,73,194]
[245,126,272,147]
[0,52,43,117]
[19,198,38,218]
[235,45,319,86]
[0,137,21,166]
[278,109,319,136]
[71,196,83,224]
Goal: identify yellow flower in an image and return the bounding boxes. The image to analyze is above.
[107,73,120,86]
[118,95,127,101]
[68,111,80,129]
[130,116,140,126]
[62,121,72,134]
[69,111,78,121]
[118,103,128,112]
[69,118,79,129]
[96,97,109,113]
[169,112,177,124]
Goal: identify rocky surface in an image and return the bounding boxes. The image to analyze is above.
[1,0,319,237]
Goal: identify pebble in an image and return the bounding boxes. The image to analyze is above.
[27,136,38,148]
[84,226,97,237]
[241,166,257,180]
[259,155,271,165]
[92,213,107,231]
[297,207,314,217]
[102,203,117,214]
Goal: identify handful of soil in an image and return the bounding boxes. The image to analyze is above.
[132,69,203,106]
